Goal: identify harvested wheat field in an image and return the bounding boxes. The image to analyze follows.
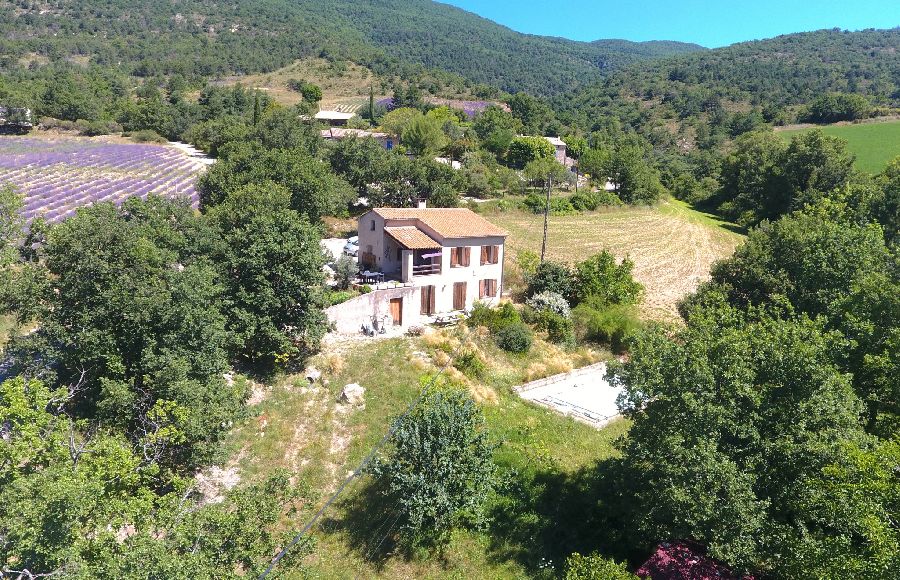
[488,199,745,321]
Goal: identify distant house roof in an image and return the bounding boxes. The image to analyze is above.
[373,208,508,239]
[384,226,442,250]
[321,128,388,140]
[637,542,755,580]
[314,110,357,121]
[545,136,566,147]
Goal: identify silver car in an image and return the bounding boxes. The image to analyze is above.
[343,235,359,257]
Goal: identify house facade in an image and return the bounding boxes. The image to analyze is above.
[545,136,567,165]
[327,207,507,333]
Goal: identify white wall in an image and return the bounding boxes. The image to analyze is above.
[326,286,422,333]
[356,211,410,276]
[413,236,505,313]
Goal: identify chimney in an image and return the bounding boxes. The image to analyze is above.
[416,198,427,209]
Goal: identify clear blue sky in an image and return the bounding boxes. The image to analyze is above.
[441,0,900,47]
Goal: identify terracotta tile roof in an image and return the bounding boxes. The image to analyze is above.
[373,208,507,239]
[384,226,441,250]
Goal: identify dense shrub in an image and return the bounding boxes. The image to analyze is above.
[572,251,644,306]
[544,311,576,347]
[671,173,719,206]
[526,291,571,318]
[565,552,639,580]
[76,119,122,136]
[453,350,487,378]
[803,92,872,124]
[325,290,357,306]
[522,193,545,214]
[496,321,533,353]
[467,301,521,332]
[525,261,573,300]
[570,190,600,211]
[371,388,495,550]
[522,194,577,215]
[573,301,641,353]
[129,129,167,143]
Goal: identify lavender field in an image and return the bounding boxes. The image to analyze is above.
[0,136,208,223]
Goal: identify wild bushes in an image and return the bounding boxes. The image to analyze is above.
[468,302,533,353]
[522,250,645,350]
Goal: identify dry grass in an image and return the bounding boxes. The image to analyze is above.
[487,198,744,321]
[213,58,385,110]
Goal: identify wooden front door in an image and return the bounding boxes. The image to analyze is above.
[389,298,403,326]
[453,282,467,311]
[421,285,436,315]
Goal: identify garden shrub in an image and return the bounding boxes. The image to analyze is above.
[495,321,533,353]
[371,388,495,550]
[467,301,521,332]
[572,251,643,306]
[526,291,571,318]
[572,301,641,353]
[453,350,486,379]
[325,290,356,306]
[525,260,573,300]
[564,552,638,580]
[544,311,576,347]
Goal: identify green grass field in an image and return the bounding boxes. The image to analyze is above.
[778,119,900,174]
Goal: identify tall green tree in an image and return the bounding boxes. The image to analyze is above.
[198,143,355,221]
[7,198,242,468]
[372,387,495,550]
[609,309,894,576]
[0,377,307,579]
[506,136,555,169]
[208,184,327,369]
[401,115,447,156]
[605,142,664,204]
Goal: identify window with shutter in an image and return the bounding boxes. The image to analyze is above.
[450,247,459,267]
[480,245,499,265]
[480,279,497,298]
[462,247,471,267]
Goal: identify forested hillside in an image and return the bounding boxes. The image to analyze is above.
[0,0,701,96]
[561,28,900,130]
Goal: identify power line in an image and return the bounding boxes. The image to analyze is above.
[258,341,463,579]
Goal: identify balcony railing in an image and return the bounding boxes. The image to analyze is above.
[412,263,441,276]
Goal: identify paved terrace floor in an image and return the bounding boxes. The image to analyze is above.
[514,362,622,428]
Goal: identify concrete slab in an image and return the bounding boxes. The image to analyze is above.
[514,362,622,428]
[321,238,347,261]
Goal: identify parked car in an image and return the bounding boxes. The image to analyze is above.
[343,235,359,257]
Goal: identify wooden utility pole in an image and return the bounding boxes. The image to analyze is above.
[540,174,552,262]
